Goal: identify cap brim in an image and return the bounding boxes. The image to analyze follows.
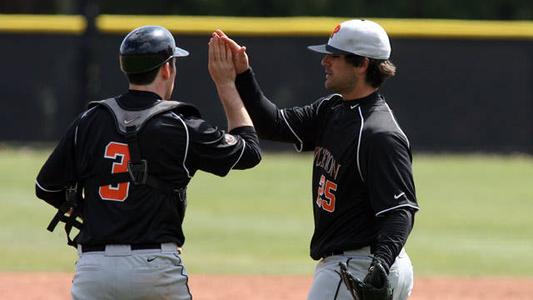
[307,44,333,54]
[173,47,190,57]
[308,44,355,56]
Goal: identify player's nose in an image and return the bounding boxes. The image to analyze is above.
[321,55,329,66]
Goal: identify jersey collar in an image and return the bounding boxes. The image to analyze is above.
[342,91,381,110]
[117,90,162,110]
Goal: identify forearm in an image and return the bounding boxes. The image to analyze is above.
[235,69,283,139]
[373,208,414,273]
[216,81,253,131]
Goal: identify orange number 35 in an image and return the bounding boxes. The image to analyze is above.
[316,175,337,213]
[99,142,131,202]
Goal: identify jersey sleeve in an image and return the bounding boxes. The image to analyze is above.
[185,117,261,177]
[35,118,80,209]
[235,68,323,152]
[363,132,419,216]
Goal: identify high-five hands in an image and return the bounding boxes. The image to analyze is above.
[213,29,250,74]
[208,33,236,86]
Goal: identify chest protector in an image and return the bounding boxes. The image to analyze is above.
[87,98,200,192]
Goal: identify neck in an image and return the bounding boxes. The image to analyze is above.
[129,83,165,99]
[341,84,378,101]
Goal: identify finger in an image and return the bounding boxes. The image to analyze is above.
[225,41,233,62]
[211,36,222,64]
[208,37,215,65]
[215,29,228,38]
[220,36,242,52]
[214,36,223,62]
[215,36,226,61]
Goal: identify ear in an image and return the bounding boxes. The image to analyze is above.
[160,62,172,80]
[357,57,370,73]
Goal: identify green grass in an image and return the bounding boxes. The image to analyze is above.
[1,148,533,276]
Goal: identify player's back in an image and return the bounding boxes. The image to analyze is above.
[74,92,191,246]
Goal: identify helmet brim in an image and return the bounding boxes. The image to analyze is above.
[174,47,189,57]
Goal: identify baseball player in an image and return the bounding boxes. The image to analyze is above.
[210,19,419,300]
[35,25,261,300]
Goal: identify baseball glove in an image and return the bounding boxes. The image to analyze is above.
[338,260,393,300]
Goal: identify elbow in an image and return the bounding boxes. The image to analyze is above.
[35,184,49,200]
[233,147,262,170]
[250,148,262,167]
[241,148,262,169]
[35,184,64,209]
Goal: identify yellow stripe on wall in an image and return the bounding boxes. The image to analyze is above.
[99,15,533,39]
[97,15,340,36]
[0,14,85,34]
[1,14,532,40]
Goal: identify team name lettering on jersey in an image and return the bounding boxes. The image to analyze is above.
[313,147,342,180]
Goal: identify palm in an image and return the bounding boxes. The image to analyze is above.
[215,29,250,74]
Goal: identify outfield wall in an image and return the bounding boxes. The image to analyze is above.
[0,15,531,153]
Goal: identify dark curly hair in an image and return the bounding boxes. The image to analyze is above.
[344,54,396,88]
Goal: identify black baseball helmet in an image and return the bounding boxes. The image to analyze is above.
[119,25,189,74]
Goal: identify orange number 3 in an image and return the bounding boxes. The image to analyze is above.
[99,142,131,202]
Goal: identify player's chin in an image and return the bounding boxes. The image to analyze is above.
[324,80,337,92]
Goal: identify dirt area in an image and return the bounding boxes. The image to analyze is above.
[1,273,533,299]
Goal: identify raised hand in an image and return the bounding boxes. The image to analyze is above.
[208,34,236,86]
[213,29,250,74]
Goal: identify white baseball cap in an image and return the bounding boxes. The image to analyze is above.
[308,19,391,60]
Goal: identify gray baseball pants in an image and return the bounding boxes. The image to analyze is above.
[71,243,191,300]
[307,247,413,300]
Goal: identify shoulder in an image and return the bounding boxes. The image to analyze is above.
[169,114,224,144]
[364,130,409,151]
[313,94,342,115]
[167,100,202,119]
[363,116,410,150]
[362,99,409,142]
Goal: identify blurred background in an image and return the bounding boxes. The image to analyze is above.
[1,0,533,292]
[1,0,532,18]
[0,0,531,152]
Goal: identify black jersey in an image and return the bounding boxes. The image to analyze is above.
[236,69,419,260]
[36,90,261,247]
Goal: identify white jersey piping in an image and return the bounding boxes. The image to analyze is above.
[230,139,246,170]
[356,106,365,183]
[384,103,410,148]
[316,94,338,115]
[35,180,63,193]
[375,203,420,217]
[171,112,191,178]
[75,106,97,146]
[280,109,303,152]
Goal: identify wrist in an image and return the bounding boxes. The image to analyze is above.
[371,257,390,275]
[216,81,237,90]
[236,66,251,75]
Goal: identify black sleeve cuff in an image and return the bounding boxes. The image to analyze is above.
[229,125,256,136]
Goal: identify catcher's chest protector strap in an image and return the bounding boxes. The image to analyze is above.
[89,98,198,192]
[89,97,200,135]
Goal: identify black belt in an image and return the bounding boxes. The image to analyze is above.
[321,250,345,259]
[81,243,162,253]
[321,246,373,259]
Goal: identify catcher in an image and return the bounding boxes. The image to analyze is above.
[35,25,261,299]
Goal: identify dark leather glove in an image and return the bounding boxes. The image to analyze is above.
[361,259,393,300]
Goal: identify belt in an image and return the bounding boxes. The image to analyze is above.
[321,250,345,259]
[321,246,372,259]
[81,243,162,253]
